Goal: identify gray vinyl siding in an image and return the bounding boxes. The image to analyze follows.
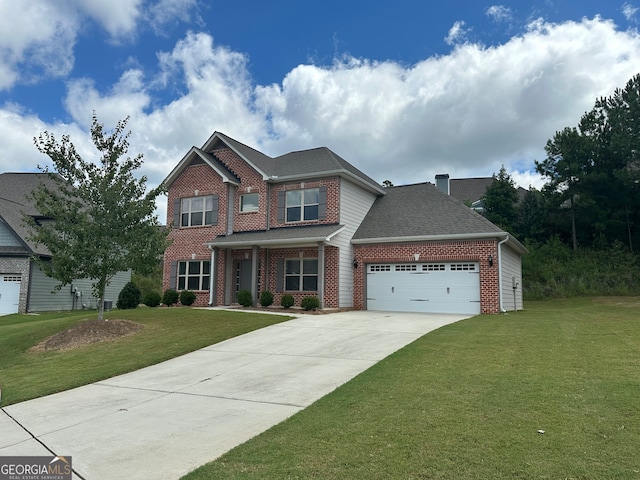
[27,264,131,312]
[336,179,379,307]
[501,245,523,311]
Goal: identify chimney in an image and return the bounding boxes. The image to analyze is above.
[435,174,450,195]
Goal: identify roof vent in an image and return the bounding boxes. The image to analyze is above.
[435,174,450,195]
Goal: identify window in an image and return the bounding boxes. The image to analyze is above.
[181,196,215,227]
[240,193,259,212]
[450,263,477,271]
[177,261,210,290]
[285,258,318,291]
[286,188,319,222]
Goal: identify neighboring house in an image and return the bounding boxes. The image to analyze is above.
[0,172,130,314]
[163,132,527,314]
[436,174,528,212]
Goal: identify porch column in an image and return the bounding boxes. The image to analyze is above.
[208,246,217,306]
[317,242,325,309]
[251,245,259,306]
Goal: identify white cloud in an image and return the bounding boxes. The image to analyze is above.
[486,5,512,23]
[4,16,640,223]
[622,2,638,22]
[445,21,471,45]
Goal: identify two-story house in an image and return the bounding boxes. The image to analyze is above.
[163,132,527,314]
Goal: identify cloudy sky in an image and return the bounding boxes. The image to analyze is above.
[1,0,639,223]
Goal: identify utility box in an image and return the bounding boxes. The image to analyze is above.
[104,300,113,311]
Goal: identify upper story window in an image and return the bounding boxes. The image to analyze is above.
[286,188,319,222]
[177,195,218,227]
[240,193,259,213]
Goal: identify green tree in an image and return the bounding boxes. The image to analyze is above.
[536,127,592,250]
[482,165,518,232]
[26,114,168,321]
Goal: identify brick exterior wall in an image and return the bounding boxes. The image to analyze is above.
[353,239,500,314]
[270,177,340,227]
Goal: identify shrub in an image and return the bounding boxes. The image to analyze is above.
[116,281,141,310]
[301,296,320,311]
[179,290,196,306]
[259,290,274,307]
[237,289,253,307]
[142,291,161,307]
[162,288,179,307]
[280,294,294,309]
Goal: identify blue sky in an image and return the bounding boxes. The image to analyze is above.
[1,1,639,222]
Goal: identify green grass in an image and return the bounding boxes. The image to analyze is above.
[0,308,291,406]
[183,297,640,479]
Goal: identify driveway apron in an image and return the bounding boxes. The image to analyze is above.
[1,310,469,480]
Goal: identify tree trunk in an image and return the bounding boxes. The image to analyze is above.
[570,195,578,251]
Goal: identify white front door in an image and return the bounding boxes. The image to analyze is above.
[366,263,481,315]
[0,275,21,315]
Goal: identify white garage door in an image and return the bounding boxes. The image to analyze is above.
[0,275,21,315]
[366,263,481,315]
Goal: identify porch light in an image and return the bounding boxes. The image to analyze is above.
[353,257,358,269]
[488,255,494,267]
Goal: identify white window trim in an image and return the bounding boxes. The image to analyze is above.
[181,195,214,227]
[177,260,210,291]
[284,258,318,291]
[239,193,259,213]
[285,188,320,223]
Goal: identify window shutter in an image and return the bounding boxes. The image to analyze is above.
[173,199,181,227]
[318,186,327,220]
[169,261,178,289]
[211,195,219,226]
[276,258,284,292]
[277,191,286,223]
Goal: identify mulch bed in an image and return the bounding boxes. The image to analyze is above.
[31,319,144,352]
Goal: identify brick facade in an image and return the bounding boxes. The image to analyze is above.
[353,239,500,313]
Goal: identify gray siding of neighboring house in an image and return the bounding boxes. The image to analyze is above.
[27,264,131,312]
[335,179,379,307]
[0,219,23,247]
[501,245,523,311]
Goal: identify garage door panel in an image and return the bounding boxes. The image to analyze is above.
[366,263,480,315]
[0,275,21,315]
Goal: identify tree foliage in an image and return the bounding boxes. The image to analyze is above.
[482,165,518,232]
[26,114,168,320]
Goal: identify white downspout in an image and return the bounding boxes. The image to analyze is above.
[497,234,509,313]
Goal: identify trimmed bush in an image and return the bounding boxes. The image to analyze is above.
[301,296,320,311]
[116,281,141,310]
[237,289,253,307]
[259,290,274,307]
[280,294,294,309]
[179,290,196,306]
[142,291,161,307]
[162,288,179,307]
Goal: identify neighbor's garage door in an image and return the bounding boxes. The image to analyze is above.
[366,263,480,315]
[0,275,21,315]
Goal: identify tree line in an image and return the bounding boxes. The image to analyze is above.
[482,73,640,298]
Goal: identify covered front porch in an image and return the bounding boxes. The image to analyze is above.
[205,225,344,309]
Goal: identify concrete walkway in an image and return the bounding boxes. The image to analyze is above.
[1,310,469,479]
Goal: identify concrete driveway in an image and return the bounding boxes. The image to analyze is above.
[0,310,469,479]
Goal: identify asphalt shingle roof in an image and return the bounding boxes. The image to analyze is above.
[353,182,504,241]
[208,224,344,247]
[0,172,60,255]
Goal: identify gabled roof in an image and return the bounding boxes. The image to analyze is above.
[164,146,241,187]
[353,181,519,245]
[166,132,384,195]
[0,172,60,256]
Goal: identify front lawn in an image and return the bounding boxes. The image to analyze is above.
[0,308,291,406]
[184,297,640,479]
